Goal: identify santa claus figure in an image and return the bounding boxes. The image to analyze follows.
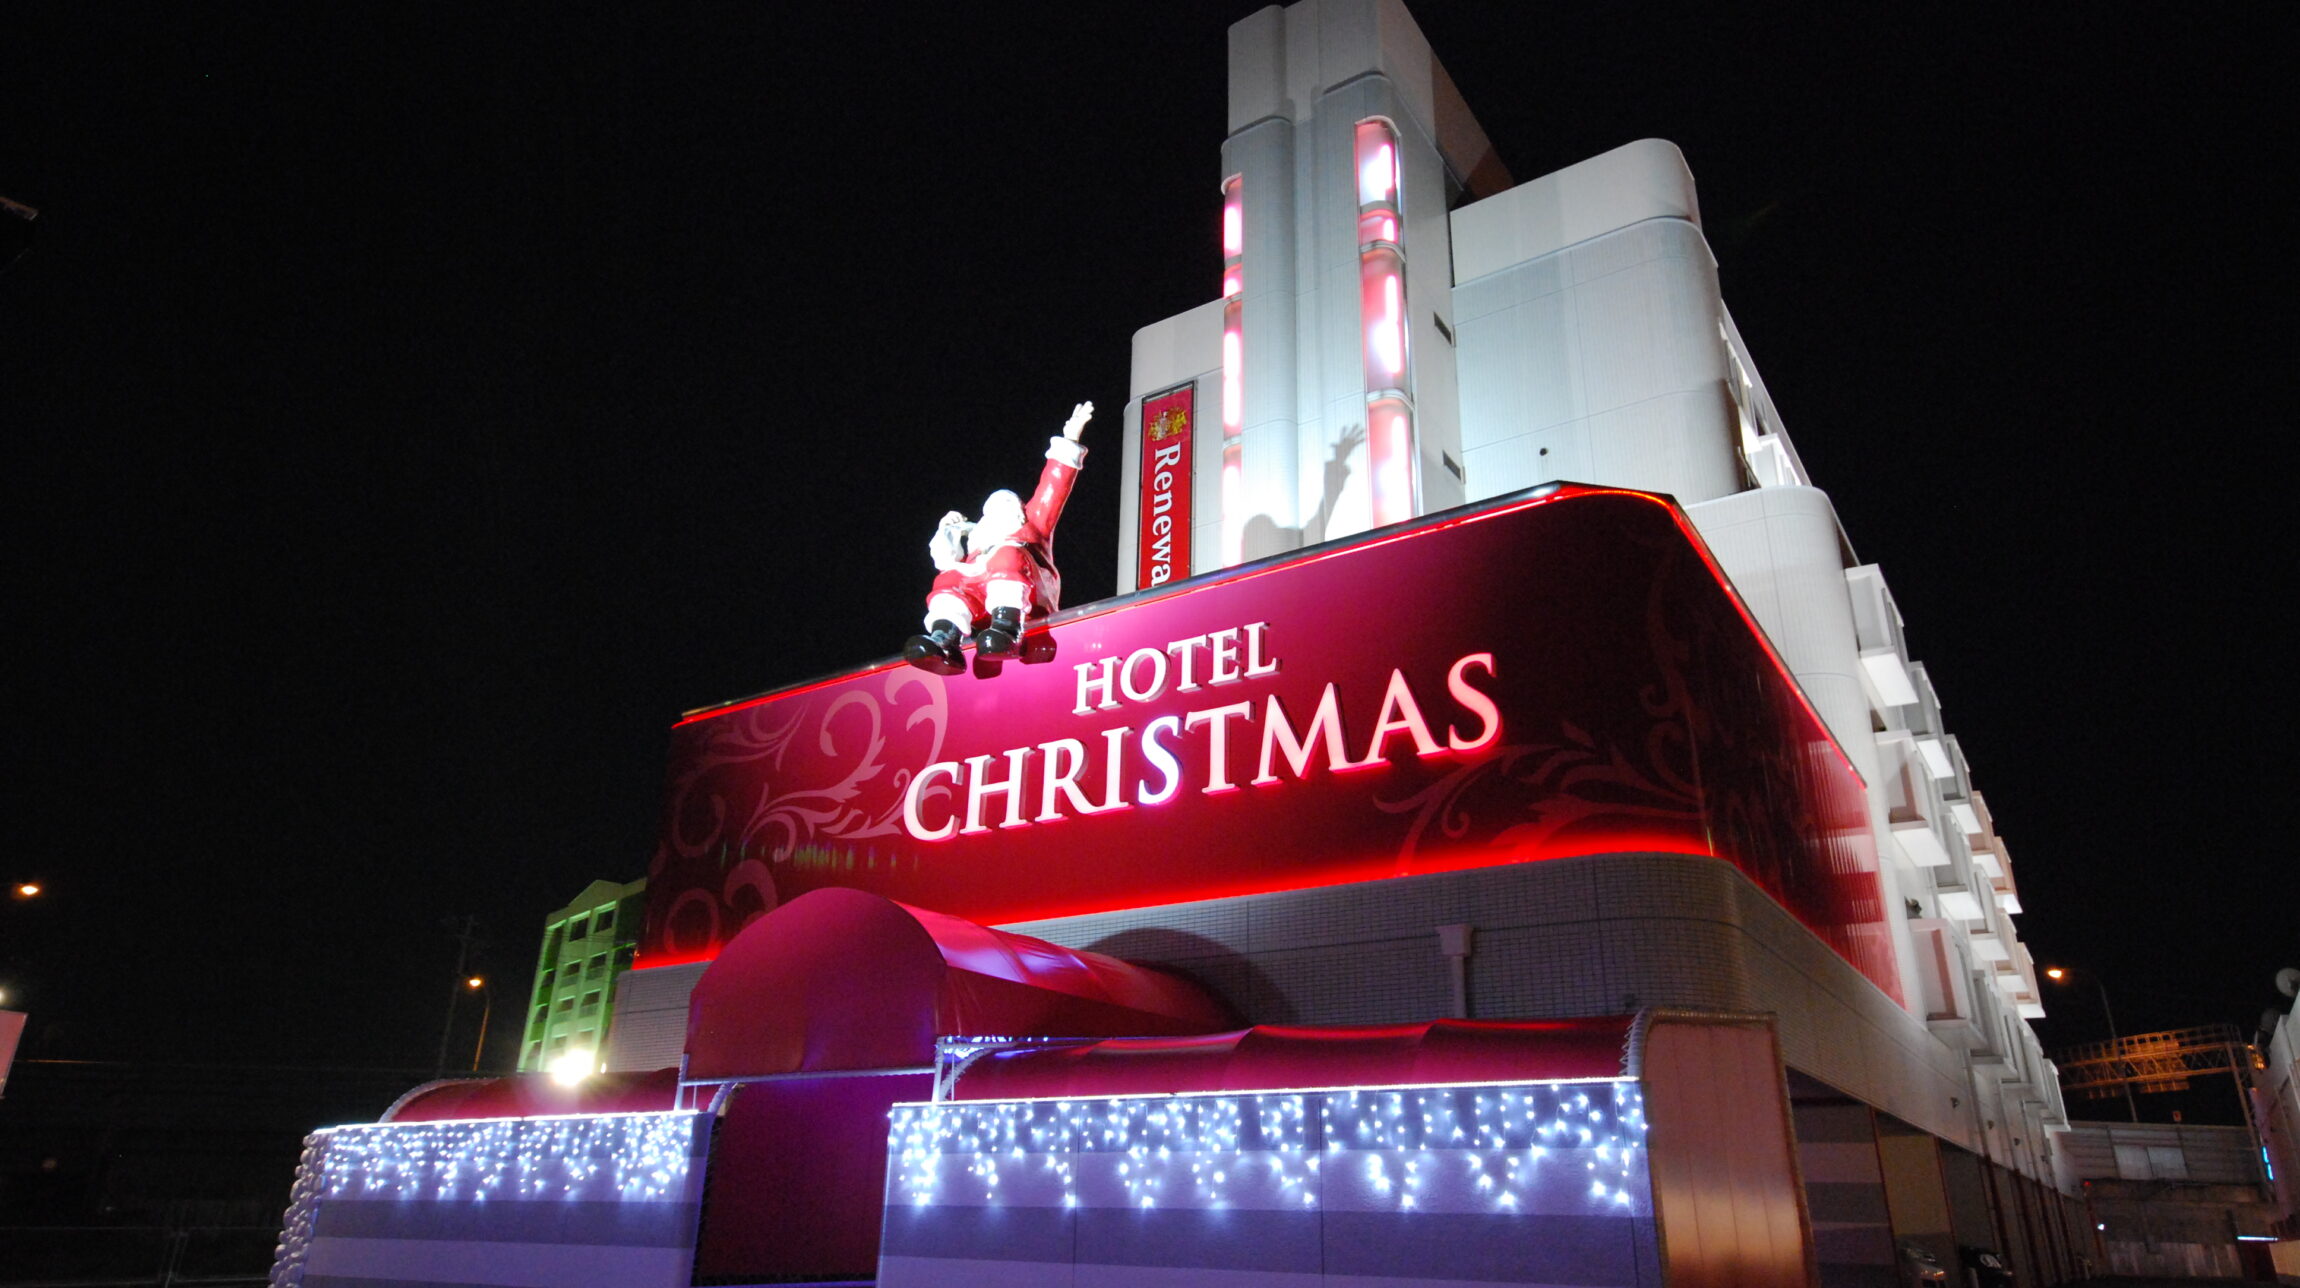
[903,401,1092,674]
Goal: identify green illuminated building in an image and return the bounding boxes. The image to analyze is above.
[518,878,644,1072]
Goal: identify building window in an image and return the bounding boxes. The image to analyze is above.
[556,997,575,1014]
[582,990,602,1013]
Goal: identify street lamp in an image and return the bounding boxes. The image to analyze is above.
[465,977,493,1073]
[2045,965,2139,1122]
[11,883,38,901]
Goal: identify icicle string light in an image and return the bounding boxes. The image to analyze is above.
[888,1079,1647,1217]
[313,1111,705,1205]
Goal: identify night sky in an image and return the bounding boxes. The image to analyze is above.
[4,3,2291,1076]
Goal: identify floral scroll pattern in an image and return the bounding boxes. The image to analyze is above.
[646,667,949,957]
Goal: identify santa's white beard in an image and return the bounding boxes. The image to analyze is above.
[967,511,1025,556]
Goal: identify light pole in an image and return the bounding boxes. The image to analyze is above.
[433,915,482,1079]
[2046,965,2139,1122]
[466,977,493,1072]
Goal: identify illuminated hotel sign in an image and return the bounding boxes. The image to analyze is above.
[640,485,1899,1001]
[1135,384,1194,588]
[899,621,1498,837]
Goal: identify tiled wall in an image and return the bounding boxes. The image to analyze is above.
[601,959,706,1073]
[1002,852,1973,1150]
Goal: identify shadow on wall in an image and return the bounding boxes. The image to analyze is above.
[1087,928,1296,1025]
[1241,423,1366,560]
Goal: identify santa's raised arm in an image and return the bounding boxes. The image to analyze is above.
[903,402,1094,674]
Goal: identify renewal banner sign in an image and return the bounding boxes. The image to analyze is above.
[1135,383,1194,588]
[639,485,1897,1001]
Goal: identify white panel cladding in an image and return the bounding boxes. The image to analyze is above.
[1226,3,1289,130]
[1686,487,1870,778]
[1224,116,1301,553]
[1393,77,1466,516]
[600,960,706,1073]
[1452,217,1739,507]
[1191,377,1224,577]
[1130,299,1227,400]
[1450,139,1700,283]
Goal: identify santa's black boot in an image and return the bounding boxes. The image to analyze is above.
[902,620,966,675]
[977,607,1025,657]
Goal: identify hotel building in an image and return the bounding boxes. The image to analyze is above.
[270,5,2091,1286]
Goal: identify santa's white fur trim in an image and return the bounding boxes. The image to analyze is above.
[926,593,973,634]
[1044,436,1087,469]
[984,580,1032,612]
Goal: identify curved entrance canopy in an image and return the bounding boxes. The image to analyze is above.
[684,887,1236,1080]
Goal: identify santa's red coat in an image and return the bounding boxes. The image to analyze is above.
[928,438,1084,623]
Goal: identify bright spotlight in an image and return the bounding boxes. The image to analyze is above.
[547,1049,596,1087]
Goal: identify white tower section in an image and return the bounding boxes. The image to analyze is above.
[1117,0,1509,585]
[1114,0,2066,1174]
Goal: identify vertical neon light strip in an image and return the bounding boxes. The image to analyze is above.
[1220,176,1245,565]
[1354,120,1414,527]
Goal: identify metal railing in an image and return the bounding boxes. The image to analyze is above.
[2052,1022,2250,1097]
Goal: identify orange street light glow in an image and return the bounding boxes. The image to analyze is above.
[465,976,486,990]
[2044,967,2066,980]
[13,883,37,898]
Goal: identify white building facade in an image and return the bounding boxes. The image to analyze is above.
[1105,2,2081,1280]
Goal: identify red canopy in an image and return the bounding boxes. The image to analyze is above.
[948,1017,1638,1101]
[683,888,1235,1080]
[383,1066,680,1122]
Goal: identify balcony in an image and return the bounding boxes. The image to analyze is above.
[1933,869,1987,922]
[1969,926,2011,963]
[1895,818,1953,869]
[1860,647,1920,709]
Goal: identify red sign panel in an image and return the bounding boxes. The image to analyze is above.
[1135,384,1194,589]
[641,486,1897,1002]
